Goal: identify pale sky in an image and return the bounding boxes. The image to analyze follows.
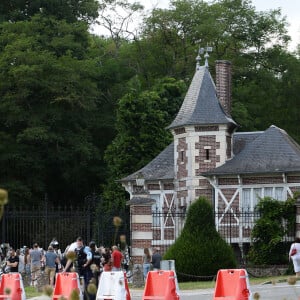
[135,0,300,51]
[93,0,300,51]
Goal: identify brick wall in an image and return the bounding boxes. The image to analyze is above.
[195,125,219,131]
[195,135,220,173]
[217,188,239,209]
[148,184,160,190]
[242,176,283,184]
[195,189,213,200]
[288,176,300,183]
[218,177,239,185]
[164,183,174,190]
[130,204,153,265]
[215,60,232,115]
[131,206,153,214]
[176,137,188,178]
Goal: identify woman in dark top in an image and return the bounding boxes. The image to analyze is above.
[7,248,19,272]
[101,247,112,271]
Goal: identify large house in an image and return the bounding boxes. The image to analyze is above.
[120,55,300,264]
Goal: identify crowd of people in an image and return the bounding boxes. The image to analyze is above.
[0,237,131,290]
[0,237,163,295]
[142,247,162,281]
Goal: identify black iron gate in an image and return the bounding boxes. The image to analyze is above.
[0,194,130,251]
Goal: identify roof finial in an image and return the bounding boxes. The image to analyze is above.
[204,45,213,68]
[196,44,213,70]
[196,47,204,70]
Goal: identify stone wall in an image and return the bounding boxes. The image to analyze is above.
[246,265,288,277]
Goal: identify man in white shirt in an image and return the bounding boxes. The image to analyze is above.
[63,237,92,286]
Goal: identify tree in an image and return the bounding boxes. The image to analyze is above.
[0,0,99,24]
[97,0,143,49]
[164,197,237,281]
[138,0,293,134]
[102,77,186,210]
[274,52,300,142]
[0,16,104,205]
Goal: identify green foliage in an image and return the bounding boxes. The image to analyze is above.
[0,0,300,207]
[0,0,99,24]
[248,196,296,265]
[102,77,186,210]
[164,197,237,281]
[0,15,105,205]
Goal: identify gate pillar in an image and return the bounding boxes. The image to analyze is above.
[295,195,300,238]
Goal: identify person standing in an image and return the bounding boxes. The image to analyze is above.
[49,238,63,272]
[16,249,24,273]
[151,248,162,271]
[289,237,300,277]
[44,246,60,286]
[23,247,31,285]
[29,243,42,286]
[101,247,112,272]
[89,241,102,286]
[6,248,19,272]
[63,237,92,287]
[142,248,151,281]
[111,246,123,271]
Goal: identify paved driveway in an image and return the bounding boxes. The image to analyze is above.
[131,281,300,300]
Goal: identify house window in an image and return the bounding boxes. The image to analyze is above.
[204,146,211,162]
[242,188,251,225]
[242,187,286,212]
[151,194,162,227]
[253,188,262,210]
[242,189,251,211]
[264,187,273,197]
[206,149,210,160]
[274,187,284,200]
[180,151,184,162]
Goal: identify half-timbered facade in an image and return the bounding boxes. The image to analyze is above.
[120,57,300,263]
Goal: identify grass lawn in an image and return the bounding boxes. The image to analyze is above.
[24,286,43,298]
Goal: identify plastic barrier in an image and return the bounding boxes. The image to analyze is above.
[96,271,131,300]
[213,269,252,300]
[0,273,26,300]
[52,272,83,300]
[142,270,180,300]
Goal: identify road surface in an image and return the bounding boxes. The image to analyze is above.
[131,281,300,300]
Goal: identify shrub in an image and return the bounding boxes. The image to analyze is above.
[164,197,237,281]
[247,196,296,265]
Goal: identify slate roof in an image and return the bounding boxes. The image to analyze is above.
[120,63,300,184]
[203,125,300,176]
[120,142,174,182]
[121,125,300,183]
[233,131,263,155]
[167,66,236,130]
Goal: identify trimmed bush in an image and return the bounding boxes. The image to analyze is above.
[164,197,237,281]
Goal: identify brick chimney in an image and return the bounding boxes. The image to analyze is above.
[215,60,232,116]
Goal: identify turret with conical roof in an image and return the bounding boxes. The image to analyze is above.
[168,52,237,207]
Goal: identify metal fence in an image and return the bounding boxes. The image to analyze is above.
[0,201,294,256]
[0,195,130,251]
[151,209,295,257]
